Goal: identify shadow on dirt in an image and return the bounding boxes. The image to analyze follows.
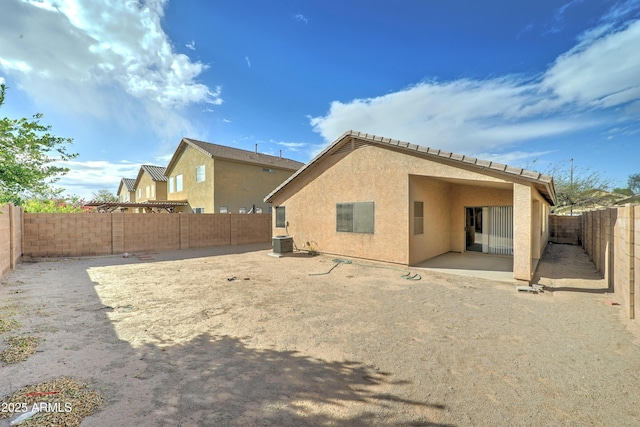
[136,334,451,426]
[533,243,608,291]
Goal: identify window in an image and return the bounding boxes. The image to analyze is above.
[336,202,374,233]
[414,201,424,235]
[176,174,183,192]
[193,207,205,214]
[275,206,286,227]
[151,185,155,198]
[219,206,228,214]
[169,177,174,193]
[196,165,205,182]
[239,207,247,214]
[255,207,263,213]
[137,188,141,198]
[146,186,150,198]
[263,168,275,173]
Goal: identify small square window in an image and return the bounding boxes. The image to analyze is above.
[176,174,183,192]
[262,168,275,173]
[255,207,263,213]
[193,207,205,214]
[239,207,247,214]
[169,177,175,193]
[219,206,228,214]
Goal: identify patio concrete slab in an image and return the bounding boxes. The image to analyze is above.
[413,251,515,283]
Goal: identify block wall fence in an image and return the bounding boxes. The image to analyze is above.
[0,203,23,278]
[578,205,639,323]
[0,204,272,279]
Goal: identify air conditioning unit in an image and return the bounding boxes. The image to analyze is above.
[272,236,293,254]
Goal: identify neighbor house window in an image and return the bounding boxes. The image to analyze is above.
[151,185,155,198]
[146,186,150,198]
[263,168,275,173]
[193,207,204,214]
[176,174,183,192]
[219,206,228,214]
[169,177,175,193]
[336,202,374,233]
[275,206,286,227]
[137,188,141,198]
[255,207,263,213]
[239,207,247,214]
[196,165,205,182]
[414,201,424,235]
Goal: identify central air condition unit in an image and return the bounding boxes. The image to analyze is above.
[272,236,293,254]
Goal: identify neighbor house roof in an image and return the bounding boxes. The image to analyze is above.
[264,130,557,205]
[132,165,167,190]
[117,178,136,195]
[165,138,304,175]
[122,178,136,191]
[140,165,168,181]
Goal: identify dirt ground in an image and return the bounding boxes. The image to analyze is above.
[1,243,639,426]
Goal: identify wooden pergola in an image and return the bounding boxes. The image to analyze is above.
[84,201,189,213]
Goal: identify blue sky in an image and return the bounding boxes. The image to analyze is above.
[1,0,639,199]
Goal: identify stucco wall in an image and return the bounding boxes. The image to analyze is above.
[137,172,167,203]
[213,159,294,214]
[118,187,135,203]
[167,146,213,212]
[271,143,522,265]
[409,176,452,264]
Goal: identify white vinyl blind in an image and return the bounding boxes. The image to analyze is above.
[488,206,513,255]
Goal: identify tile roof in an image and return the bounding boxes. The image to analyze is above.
[265,130,557,205]
[121,178,136,192]
[183,138,304,171]
[140,165,168,182]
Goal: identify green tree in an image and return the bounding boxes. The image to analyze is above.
[22,195,87,213]
[612,187,634,196]
[0,84,77,205]
[628,173,640,195]
[91,188,118,202]
[548,160,612,214]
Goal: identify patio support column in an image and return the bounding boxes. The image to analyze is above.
[513,183,532,282]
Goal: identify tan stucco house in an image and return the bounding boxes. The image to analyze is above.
[164,138,304,214]
[265,130,557,282]
[117,178,136,203]
[133,165,168,203]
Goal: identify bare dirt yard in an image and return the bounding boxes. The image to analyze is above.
[1,243,639,426]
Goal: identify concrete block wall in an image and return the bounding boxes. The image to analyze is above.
[549,215,582,245]
[232,214,271,245]
[23,213,113,257]
[22,212,271,257]
[581,205,637,321]
[188,214,233,248]
[0,204,23,278]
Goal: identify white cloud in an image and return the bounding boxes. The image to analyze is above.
[55,159,144,199]
[186,40,196,51]
[310,6,640,159]
[0,0,221,139]
[294,14,308,24]
[245,56,251,68]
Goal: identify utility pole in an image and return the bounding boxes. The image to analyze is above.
[570,158,574,216]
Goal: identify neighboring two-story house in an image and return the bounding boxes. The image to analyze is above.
[133,165,168,203]
[117,178,136,202]
[164,138,304,214]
